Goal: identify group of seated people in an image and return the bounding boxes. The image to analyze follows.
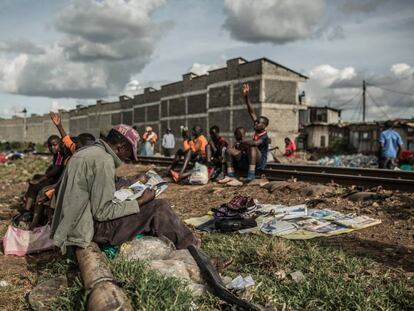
[168,83,296,186]
[18,82,295,255]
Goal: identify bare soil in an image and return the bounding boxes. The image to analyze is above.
[0,159,412,309]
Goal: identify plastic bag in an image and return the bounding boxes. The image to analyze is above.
[3,224,55,256]
[189,162,209,185]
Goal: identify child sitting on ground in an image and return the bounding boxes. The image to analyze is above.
[29,112,96,228]
[22,135,67,217]
[206,125,229,178]
[220,84,270,185]
[169,125,208,182]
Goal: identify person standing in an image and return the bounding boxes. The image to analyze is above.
[140,126,158,156]
[162,128,175,157]
[378,121,403,169]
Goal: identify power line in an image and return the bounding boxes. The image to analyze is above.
[366,90,391,120]
[334,91,362,109]
[350,96,362,121]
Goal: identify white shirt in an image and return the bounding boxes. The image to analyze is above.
[162,133,175,149]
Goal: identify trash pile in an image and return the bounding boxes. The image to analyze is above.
[317,154,378,168]
[185,196,381,240]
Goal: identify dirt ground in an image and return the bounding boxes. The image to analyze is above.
[0,158,413,310]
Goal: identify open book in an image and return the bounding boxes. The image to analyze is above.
[114,170,168,202]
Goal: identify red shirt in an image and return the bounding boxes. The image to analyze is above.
[285,141,296,158]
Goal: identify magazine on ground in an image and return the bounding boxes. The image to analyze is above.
[114,170,168,202]
[260,204,308,220]
[296,218,344,233]
[334,215,382,229]
[260,219,298,236]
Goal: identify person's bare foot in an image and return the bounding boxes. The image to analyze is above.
[170,170,180,183]
[227,179,243,187]
[218,176,234,184]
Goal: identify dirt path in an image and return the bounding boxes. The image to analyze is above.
[0,161,413,309]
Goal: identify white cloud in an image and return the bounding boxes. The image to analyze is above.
[50,100,73,112]
[0,0,168,99]
[390,63,414,78]
[303,63,414,121]
[223,0,326,44]
[188,62,223,76]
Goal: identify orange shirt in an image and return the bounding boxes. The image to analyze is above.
[190,135,208,157]
[183,139,191,152]
[62,135,76,154]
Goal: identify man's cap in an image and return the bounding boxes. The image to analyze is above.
[112,124,140,161]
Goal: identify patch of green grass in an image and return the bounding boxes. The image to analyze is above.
[111,260,194,311]
[51,235,414,310]
[52,277,86,311]
[53,260,194,311]
[200,234,414,311]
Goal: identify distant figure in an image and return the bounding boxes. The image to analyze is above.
[162,128,175,157]
[140,126,158,156]
[206,125,229,178]
[284,137,296,158]
[169,125,208,182]
[379,121,403,169]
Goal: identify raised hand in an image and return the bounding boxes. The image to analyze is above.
[49,111,62,126]
[242,83,250,97]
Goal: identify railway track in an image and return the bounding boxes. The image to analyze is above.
[137,156,414,192]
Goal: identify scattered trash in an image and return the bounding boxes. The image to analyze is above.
[0,280,9,287]
[274,270,287,280]
[317,154,377,168]
[226,275,255,290]
[290,271,305,283]
[118,236,174,261]
[119,237,206,296]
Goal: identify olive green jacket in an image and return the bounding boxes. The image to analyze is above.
[51,139,139,253]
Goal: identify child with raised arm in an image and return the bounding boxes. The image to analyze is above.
[49,111,95,155]
[219,84,269,184]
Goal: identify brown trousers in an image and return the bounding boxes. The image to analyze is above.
[93,199,197,250]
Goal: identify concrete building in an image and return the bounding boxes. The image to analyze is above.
[0,57,308,150]
[298,106,344,150]
[348,119,414,153]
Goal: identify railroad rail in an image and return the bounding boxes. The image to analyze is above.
[136,156,414,192]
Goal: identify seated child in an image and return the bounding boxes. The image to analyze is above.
[49,111,95,155]
[23,135,67,215]
[206,126,229,177]
[220,84,269,184]
[284,137,296,158]
[169,125,208,182]
[30,113,95,228]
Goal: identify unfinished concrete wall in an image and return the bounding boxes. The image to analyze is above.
[0,57,308,153]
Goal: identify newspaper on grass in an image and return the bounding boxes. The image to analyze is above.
[114,170,168,202]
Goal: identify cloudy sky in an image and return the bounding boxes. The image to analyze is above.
[0,0,413,121]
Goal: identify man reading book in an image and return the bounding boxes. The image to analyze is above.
[51,124,199,253]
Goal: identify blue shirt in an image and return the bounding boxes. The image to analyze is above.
[379,129,403,158]
[253,131,269,170]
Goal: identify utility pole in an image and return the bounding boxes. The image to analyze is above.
[362,80,366,122]
[22,108,27,141]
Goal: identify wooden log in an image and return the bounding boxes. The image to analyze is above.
[76,242,134,311]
